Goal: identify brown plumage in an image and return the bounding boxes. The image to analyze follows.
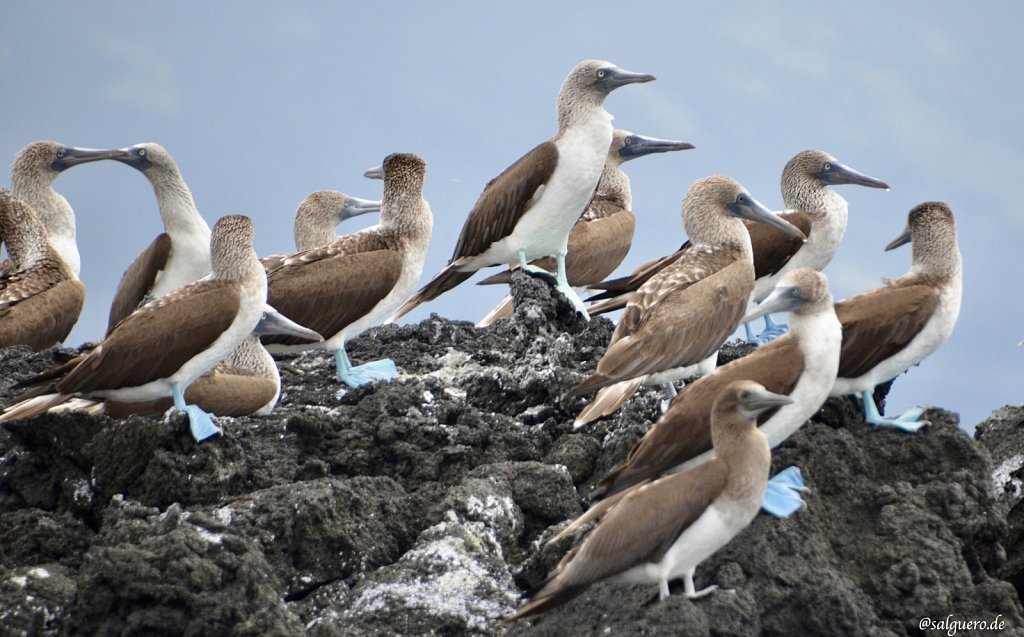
[0,190,84,351]
[107,233,172,333]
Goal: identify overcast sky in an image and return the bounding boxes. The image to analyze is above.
[2,3,1021,432]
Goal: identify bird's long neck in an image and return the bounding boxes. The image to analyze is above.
[149,169,210,239]
[597,161,631,210]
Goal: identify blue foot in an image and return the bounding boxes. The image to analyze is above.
[339,358,399,388]
[753,315,788,345]
[743,322,757,343]
[555,282,591,321]
[185,405,222,442]
[861,390,929,432]
[761,466,806,518]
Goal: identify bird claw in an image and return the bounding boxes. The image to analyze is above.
[761,466,806,518]
[867,407,929,432]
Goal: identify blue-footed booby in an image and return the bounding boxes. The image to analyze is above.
[259,191,381,272]
[830,201,961,431]
[263,153,432,387]
[564,176,805,427]
[21,215,266,442]
[0,306,320,422]
[585,150,888,328]
[503,380,787,623]
[7,141,127,278]
[743,150,889,343]
[578,269,838,520]
[0,190,85,350]
[104,143,212,333]
[387,60,655,322]
[475,129,693,326]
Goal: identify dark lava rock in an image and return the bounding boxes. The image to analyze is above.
[1,273,1022,635]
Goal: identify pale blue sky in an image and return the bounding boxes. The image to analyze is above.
[2,3,1021,431]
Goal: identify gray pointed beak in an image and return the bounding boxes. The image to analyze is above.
[364,165,384,180]
[619,134,695,160]
[885,224,912,251]
[108,146,152,172]
[740,387,795,416]
[51,147,126,172]
[742,285,805,323]
[729,193,806,240]
[255,305,323,342]
[596,65,656,93]
[819,160,890,190]
[340,196,381,221]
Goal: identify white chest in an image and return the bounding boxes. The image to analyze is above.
[151,228,213,298]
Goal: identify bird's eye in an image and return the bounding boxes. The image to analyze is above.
[597,69,606,79]
[737,194,747,204]
[56,149,66,158]
[624,137,634,145]
[823,162,831,171]
[739,390,750,400]
[137,148,147,157]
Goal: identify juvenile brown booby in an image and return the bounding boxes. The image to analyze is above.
[563,176,805,427]
[503,381,789,623]
[743,150,889,343]
[0,306,321,421]
[104,143,213,333]
[830,201,961,431]
[475,129,694,326]
[263,153,432,387]
[587,269,839,518]
[0,190,85,350]
[387,60,655,322]
[7,141,127,278]
[23,214,266,441]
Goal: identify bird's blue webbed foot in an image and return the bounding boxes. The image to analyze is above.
[170,382,221,442]
[753,314,788,345]
[761,466,806,518]
[335,350,398,387]
[861,391,929,432]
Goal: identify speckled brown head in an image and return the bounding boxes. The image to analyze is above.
[293,191,381,251]
[210,214,259,280]
[0,189,50,267]
[781,149,889,210]
[886,201,959,280]
[12,141,125,184]
[556,60,654,129]
[683,175,804,247]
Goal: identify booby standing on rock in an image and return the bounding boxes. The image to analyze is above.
[104,143,212,333]
[8,141,127,278]
[503,380,789,623]
[475,129,693,326]
[0,190,85,350]
[563,175,805,427]
[743,150,889,343]
[580,268,839,520]
[263,153,432,387]
[387,60,655,322]
[21,215,266,442]
[0,306,321,421]
[830,201,962,431]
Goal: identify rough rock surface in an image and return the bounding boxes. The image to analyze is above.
[1,273,1022,636]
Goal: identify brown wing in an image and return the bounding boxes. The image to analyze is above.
[265,233,402,344]
[745,211,812,279]
[555,461,728,587]
[835,282,940,379]
[597,337,805,498]
[58,281,241,394]
[107,233,172,333]
[0,260,85,351]
[450,141,559,260]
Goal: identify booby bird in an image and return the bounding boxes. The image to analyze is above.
[104,143,212,333]
[0,306,321,421]
[259,190,381,272]
[585,150,888,329]
[830,201,961,431]
[7,141,127,278]
[0,190,85,350]
[563,175,805,427]
[387,60,655,322]
[584,268,839,518]
[743,150,889,343]
[475,129,693,326]
[17,215,266,442]
[503,380,788,623]
[263,153,432,387]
